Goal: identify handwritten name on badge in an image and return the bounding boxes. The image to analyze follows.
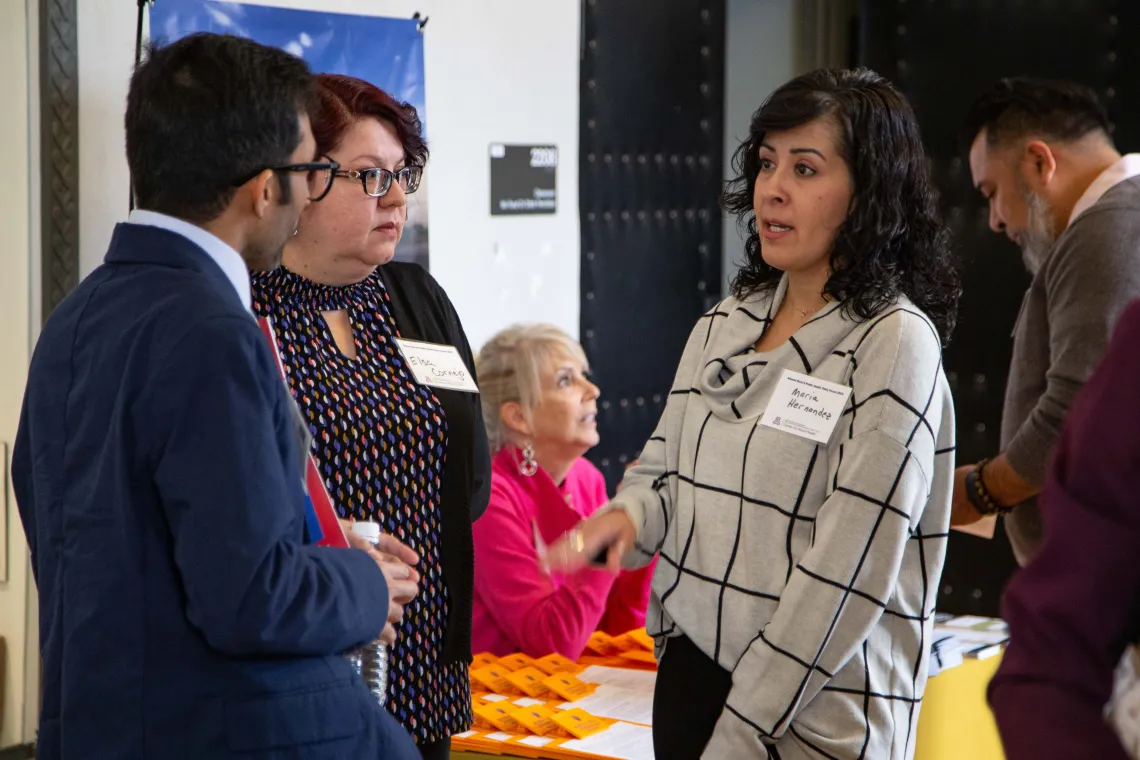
[760,369,852,444]
[394,338,479,393]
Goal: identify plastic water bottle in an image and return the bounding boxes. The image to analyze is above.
[344,521,389,705]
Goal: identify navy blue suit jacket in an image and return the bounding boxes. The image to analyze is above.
[12,223,419,759]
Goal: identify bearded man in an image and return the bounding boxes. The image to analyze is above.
[956,77,1140,564]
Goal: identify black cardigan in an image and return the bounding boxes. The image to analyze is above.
[377,261,491,664]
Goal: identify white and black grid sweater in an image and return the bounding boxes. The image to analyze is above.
[612,278,955,759]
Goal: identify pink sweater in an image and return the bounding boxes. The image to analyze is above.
[471,448,655,659]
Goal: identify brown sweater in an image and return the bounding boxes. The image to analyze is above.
[1002,173,1140,564]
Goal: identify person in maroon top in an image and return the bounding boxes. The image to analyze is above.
[988,300,1140,760]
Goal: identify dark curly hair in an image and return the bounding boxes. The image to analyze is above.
[722,68,961,344]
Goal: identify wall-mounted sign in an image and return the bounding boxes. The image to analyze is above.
[490,144,557,215]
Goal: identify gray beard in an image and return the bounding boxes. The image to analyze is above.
[1019,189,1056,276]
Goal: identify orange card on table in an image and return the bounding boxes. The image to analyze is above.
[577,654,628,670]
[615,628,656,651]
[584,631,622,657]
[552,707,608,739]
[471,652,499,670]
[498,652,537,672]
[532,653,581,675]
[619,649,658,666]
[505,667,554,698]
[542,673,594,702]
[509,704,560,736]
[470,665,515,695]
[473,702,524,733]
[472,713,496,731]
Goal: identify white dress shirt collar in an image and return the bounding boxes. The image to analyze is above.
[1068,153,1140,227]
[127,209,252,312]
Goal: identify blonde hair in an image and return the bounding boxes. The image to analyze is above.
[476,324,589,452]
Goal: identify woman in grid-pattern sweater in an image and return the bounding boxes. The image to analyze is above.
[549,68,961,760]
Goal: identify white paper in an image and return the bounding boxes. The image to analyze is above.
[480,693,509,703]
[927,635,964,678]
[944,629,1009,647]
[577,665,657,693]
[932,616,1009,663]
[560,722,656,760]
[517,735,556,747]
[393,338,479,392]
[560,684,654,726]
[952,514,997,539]
[759,369,852,443]
[485,731,514,742]
[512,697,547,707]
[939,615,1007,632]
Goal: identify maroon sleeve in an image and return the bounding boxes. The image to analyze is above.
[988,301,1140,760]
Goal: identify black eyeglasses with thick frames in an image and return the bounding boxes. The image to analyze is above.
[233,159,341,202]
[333,165,423,198]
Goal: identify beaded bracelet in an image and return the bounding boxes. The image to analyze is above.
[965,458,1013,516]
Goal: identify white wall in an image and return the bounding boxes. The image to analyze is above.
[722,0,798,292]
[78,0,582,352]
[0,0,35,747]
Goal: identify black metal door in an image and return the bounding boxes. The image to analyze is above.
[579,0,726,491]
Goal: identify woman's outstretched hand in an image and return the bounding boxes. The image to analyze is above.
[544,508,638,575]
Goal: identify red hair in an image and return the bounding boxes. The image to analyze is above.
[311,73,428,166]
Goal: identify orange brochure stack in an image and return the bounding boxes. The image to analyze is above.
[453,628,658,760]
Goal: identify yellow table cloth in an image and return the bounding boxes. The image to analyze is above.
[914,654,1005,760]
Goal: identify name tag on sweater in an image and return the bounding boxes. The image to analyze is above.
[760,369,851,444]
[394,338,479,392]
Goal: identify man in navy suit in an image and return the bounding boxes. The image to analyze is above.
[12,34,421,759]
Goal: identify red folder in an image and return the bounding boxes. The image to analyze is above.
[257,316,349,549]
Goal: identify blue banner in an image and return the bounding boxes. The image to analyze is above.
[150,0,429,269]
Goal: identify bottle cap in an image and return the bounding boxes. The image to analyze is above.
[349,521,381,545]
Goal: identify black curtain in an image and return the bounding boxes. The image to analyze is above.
[579,0,726,491]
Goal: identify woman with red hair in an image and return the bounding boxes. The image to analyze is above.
[252,74,490,759]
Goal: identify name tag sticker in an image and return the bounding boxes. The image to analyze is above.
[394,338,479,393]
[760,369,852,444]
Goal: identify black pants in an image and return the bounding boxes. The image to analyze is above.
[652,634,735,760]
[416,738,450,760]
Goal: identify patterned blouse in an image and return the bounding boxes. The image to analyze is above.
[252,266,472,743]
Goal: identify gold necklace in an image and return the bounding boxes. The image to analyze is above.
[790,296,828,320]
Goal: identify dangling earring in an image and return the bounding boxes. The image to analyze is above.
[519,441,538,477]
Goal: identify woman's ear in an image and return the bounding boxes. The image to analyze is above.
[500,401,532,439]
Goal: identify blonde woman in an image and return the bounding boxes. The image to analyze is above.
[471,325,654,658]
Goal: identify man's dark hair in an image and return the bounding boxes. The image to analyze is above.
[722,67,961,344]
[125,33,317,223]
[960,77,1111,151]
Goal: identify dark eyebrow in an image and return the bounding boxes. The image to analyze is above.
[349,154,406,169]
[790,147,825,159]
[758,142,826,160]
